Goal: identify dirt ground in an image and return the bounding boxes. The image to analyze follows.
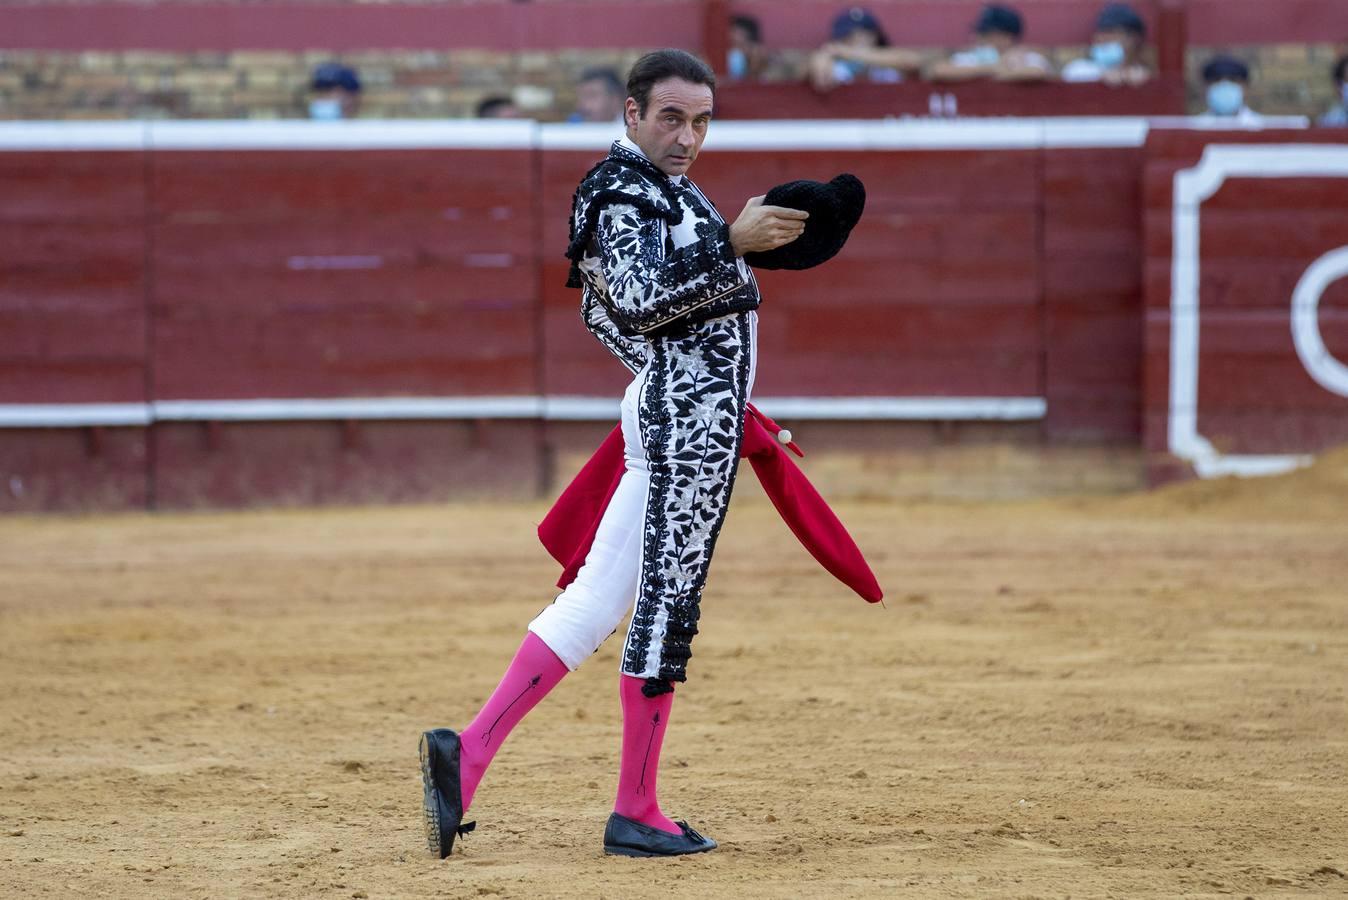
[2,452,1346,899]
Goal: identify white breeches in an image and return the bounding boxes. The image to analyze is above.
[528,367,651,671]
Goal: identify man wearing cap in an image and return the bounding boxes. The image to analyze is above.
[307,62,361,120]
[928,3,1053,83]
[419,49,816,860]
[1198,55,1263,124]
[1062,3,1152,86]
[1316,55,1348,127]
[809,6,922,92]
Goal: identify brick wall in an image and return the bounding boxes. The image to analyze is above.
[1,43,1344,121]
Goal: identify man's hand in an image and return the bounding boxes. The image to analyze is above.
[729,196,809,256]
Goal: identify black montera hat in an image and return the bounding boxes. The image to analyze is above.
[743,174,866,271]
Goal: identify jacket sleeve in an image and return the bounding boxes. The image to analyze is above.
[593,202,748,336]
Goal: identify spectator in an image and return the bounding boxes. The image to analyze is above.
[809,7,922,93]
[927,4,1053,83]
[1061,3,1151,86]
[728,14,768,81]
[1318,55,1348,127]
[568,67,625,124]
[308,62,361,120]
[1198,55,1262,124]
[476,96,522,119]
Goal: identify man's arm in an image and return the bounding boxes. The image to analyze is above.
[595,198,806,336]
[595,204,747,336]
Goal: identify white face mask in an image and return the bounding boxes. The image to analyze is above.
[1090,41,1126,69]
[309,98,344,120]
[727,48,749,80]
[1206,81,1245,116]
[970,44,1001,65]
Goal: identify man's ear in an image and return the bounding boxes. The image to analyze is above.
[624,97,639,129]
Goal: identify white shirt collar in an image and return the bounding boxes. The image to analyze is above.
[617,135,684,184]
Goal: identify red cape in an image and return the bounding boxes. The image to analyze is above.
[538,403,883,604]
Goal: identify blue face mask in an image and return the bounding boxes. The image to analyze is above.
[309,98,344,120]
[1341,82,1348,107]
[727,48,749,80]
[1206,81,1245,116]
[1090,41,1126,69]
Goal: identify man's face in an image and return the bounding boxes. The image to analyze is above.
[625,77,714,178]
[839,27,880,50]
[576,79,623,123]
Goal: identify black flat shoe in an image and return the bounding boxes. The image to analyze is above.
[419,728,475,858]
[603,813,717,857]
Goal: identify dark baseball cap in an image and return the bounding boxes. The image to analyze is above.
[1096,3,1146,36]
[831,7,886,41]
[1202,55,1250,83]
[974,4,1024,38]
[311,62,361,93]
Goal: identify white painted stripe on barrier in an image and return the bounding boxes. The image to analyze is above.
[152,396,544,421]
[1,118,1309,154]
[0,121,149,151]
[0,396,1047,427]
[0,403,152,427]
[752,396,1047,420]
[147,119,538,150]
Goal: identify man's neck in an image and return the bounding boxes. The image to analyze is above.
[617,135,684,184]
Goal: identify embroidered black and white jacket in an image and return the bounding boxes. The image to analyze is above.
[564,139,761,692]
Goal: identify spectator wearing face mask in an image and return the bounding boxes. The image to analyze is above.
[727,15,769,81]
[1318,55,1348,127]
[308,62,362,120]
[808,6,922,93]
[1061,3,1151,86]
[1198,55,1262,124]
[928,4,1053,83]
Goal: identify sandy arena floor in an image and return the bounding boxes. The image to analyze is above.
[1,454,1346,899]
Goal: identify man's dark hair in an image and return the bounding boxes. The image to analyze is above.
[475,96,513,118]
[1334,55,1348,85]
[578,67,624,96]
[731,14,762,44]
[626,49,717,116]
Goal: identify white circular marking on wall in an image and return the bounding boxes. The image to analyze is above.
[1290,246,1348,398]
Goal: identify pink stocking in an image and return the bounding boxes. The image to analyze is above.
[458,632,569,811]
[614,675,679,834]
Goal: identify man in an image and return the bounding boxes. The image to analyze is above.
[809,6,923,92]
[1061,2,1152,86]
[727,14,768,81]
[927,3,1053,83]
[568,66,625,124]
[307,62,361,120]
[420,49,808,859]
[1198,55,1262,124]
[1318,55,1348,127]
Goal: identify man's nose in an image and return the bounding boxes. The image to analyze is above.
[677,122,695,147]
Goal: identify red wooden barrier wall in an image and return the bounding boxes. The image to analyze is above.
[1142,130,1348,479]
[6,123,1345,510]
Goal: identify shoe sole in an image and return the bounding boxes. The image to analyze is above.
[419,731,454,859]
[603,843,717,858]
